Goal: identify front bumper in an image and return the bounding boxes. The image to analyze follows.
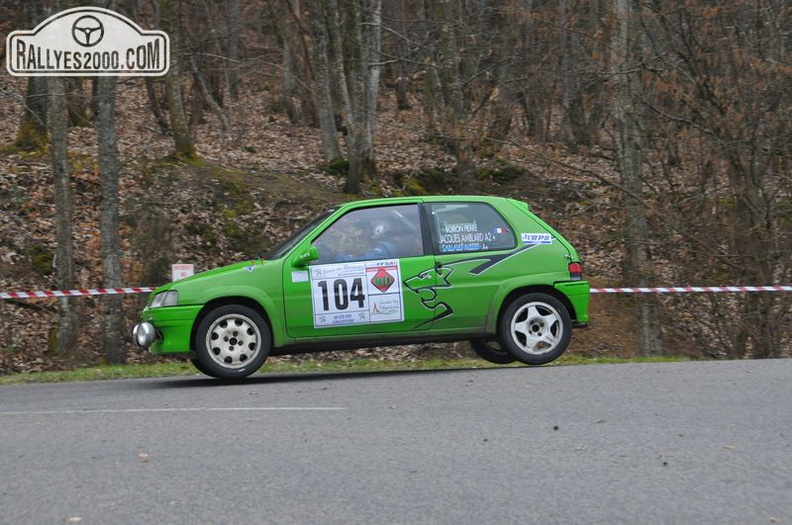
[133,304,202,355]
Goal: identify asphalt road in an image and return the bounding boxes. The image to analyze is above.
[1,359,790,525]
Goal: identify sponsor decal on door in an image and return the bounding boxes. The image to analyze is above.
[310,260,404,328]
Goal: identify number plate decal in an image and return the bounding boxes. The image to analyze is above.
[310,260,404,328]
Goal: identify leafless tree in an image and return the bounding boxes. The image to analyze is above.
[14,0,48,152]
[610,0,663,355]
[96,75,124,363]
[48,76,80,354]
[161,0,197,160]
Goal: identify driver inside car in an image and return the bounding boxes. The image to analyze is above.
[314,216,422,263]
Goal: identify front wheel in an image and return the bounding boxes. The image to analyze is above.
[193,305,270,379]
[499,293,571,365]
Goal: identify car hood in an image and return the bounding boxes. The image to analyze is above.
[184,260,267,281]
[149,260,269,296]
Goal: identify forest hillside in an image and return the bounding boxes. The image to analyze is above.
[1,1,789,373]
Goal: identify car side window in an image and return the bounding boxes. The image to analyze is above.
[428,202,516,253]
[312,204,424,264]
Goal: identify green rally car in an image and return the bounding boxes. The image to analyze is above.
[133,196,590,379]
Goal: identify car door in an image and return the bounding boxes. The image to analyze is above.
[283,203,437,339]
[423,201,521,332]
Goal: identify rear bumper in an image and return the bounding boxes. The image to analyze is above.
[554,280,590,325]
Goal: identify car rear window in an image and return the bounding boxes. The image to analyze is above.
[427,202,516,253]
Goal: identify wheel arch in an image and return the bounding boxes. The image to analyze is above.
[190,297,274,352]
[489,284,577,332]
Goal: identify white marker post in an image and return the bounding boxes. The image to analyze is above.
[171,264,194,281]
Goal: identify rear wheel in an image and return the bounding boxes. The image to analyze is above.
[469,338,516,364]
[194,305,270,379]
[499,293,571,365]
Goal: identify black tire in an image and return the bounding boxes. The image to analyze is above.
[189,357,214,376]
[469,338,517,364]
[194,305,270,379]
[498,293,571,365]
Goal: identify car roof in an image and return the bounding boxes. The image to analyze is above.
[338,195,516,210]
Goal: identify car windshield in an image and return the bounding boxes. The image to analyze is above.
[264,207,336,260]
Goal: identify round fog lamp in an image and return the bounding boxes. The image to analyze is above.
[133,322,156,348]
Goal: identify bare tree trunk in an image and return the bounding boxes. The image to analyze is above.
[391,0,411,111]
[15,77,49,152]
[189,56,232,133]
[432,0,475,191]
[281,0,302,126]
[15,1,48,152]
[559,0,577,147]
[48,77,80,354]
[419,0,441,134]
[324,0,381,194]
[96,75,124,364]
[480,4,517,158]
[309,2,342,161]
[611,0,662,356]
[726,157,782,358]
[145,79,171,134]
[66,78,90,127]
[559,0,603,149]
[345,0,381,193]
[161,0,197,160]
[518,0,548,142]
[227,0,241,101]
[344,0,381,193]
[364,0,381,141]
[326,0,352,136]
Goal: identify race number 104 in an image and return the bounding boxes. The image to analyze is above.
[315,277,365,312]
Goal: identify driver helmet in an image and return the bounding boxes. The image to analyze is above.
[370,217,408,241]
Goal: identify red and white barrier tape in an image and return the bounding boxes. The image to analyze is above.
[1,285,791,300]
[0,287,155,300]
[591,285,792,294]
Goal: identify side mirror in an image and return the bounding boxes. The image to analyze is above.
[293,246,319,268]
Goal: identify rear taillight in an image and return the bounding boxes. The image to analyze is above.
[568,262,583,280]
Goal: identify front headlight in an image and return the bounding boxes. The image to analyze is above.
[150,290,178,308]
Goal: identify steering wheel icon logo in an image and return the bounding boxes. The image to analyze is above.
[71,15,104,47]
